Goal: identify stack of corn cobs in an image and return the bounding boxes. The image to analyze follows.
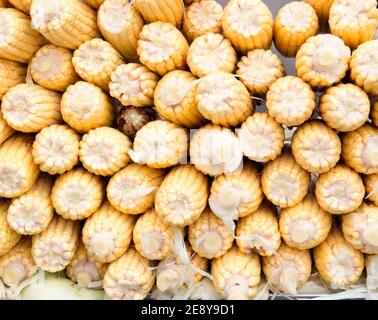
[0,0,378,301]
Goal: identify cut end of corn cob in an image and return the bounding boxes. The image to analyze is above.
[0,58,26,100]
[0,200,21,256]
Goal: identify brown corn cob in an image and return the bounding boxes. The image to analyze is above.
[8,0,31,13]
[364,173,378,206]
[0,112,15,145]
[0,58,26,100]
[83,0,104,9]
[0,200,21,256]
[135,0,184,26]
[303,0,335,24]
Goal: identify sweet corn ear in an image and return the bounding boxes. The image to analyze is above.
[61,81,114,133]
[31,216,81,273]
[315,164,365,214]
[303,0,335,24]
[83,0,104,9]
[0,200,21,256]
[154,70,205,128]
[0,112,15,145]
[82,201,136,263]
[364,173,378,206]
[30,0,100,50]
[52,168,103,221]
[313,227,364,289]
[7,173,54,235]
[155,164,208,227]
[135,0,184,26]
[8,0,31,13]
[0,58,26,100]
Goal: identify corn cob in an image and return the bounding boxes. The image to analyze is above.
[211,245,260,300]
[129,120,188,169]
[262,150,310,208]
[236,49,285,96]
[0,134,39,198]
[196,72,252,127]
[209,162,263,234]
[137,22,189,76]
[295,34,351,89]
[0,112,15,145]
[155,165,208,227]
[303,0,335,24]
[188,278,222,300]
[292,120,341,174]
[238,113,284,163]
[82,201,136,263]
[7,174,54,235]
[183,0,223,42]
[134,0,184,26]
[0,200,21,256]
[313,227,364,289]
[366,254,378,290]
[30,45,79,92]
[98,0,144,63]
[350,40,378,96]
[236,203,281,256]
[372,98,378,127]
[365,173,378,206]
[66,240,107,288]
[154,70,205,128]
[187,33,237,78]
[0,59,26,100]
[341,123,378,174]
[0,8,45,63]
[319,83,370,133]
[188,208,234,259]
[279,195,332,250]
[103,247,155,300]
[0,0,9,7]
[1,83,62,133]
[61,81,114,134]
[30,0,100,50]
[52,168,103,221]
[274,2,319,57]
[262,243,311,295]
[7,0,31,13]
[329,0,378,49]
[266,76,316,127]
[109,63,159,107]
[315,164,365,215]
[31,216,80,272]
[83,0,104,9]
[190,124,243,176]
[107,163,165,215]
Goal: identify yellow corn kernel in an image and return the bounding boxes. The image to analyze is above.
[209,162,263,233]
[292,120,341,174]
[211,245,260,300]
[0,8,44,63]
[0,58,26,100]
[0,200,21,256]
[107,164,165,215]
[83,0,104,9]
[154,70,205,128]
[0,134,39,198]
[365,173,378,206]
[82,201,136,263]
[30,45,79,92]
[315,164,365,214]
[313,227,364,289]
[190,124,243,176]
[222,0,273,55]
[7,173,54,235]
[187,33,237,78]
[61,81,114,134]
[262,150,310,208]
[274,2,319,58]
[66,240,107,288]
[329,0,378,49]
[98,0,143,63]
[79,127,131,176]
[52,168,103,221]
[296,34,351,89]
[342,123,378,174]
[129,120,188,169]
[262,243,311,295]
[155,164,208,227]
[320,83,370,132]
[110,63,159,107]
[196,72,253,127]
[266,76,316,127]
[236,203,281,256]
[137,22,189,76]
[303,0,335,24]
[366,254,378,290]
[372,98,378,127]
[188,208,234,259]
[135,0,184,26]
[31,216,80,272]
[8,0,31,13]
[30,0,100,50]
[0,112,14,146]
[236,49,285,96]
[103,247,155,300]
[350,40,378,96]
[183,0,223,42]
